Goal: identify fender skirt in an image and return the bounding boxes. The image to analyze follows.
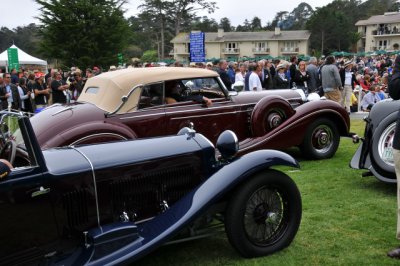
[61,150,299,265]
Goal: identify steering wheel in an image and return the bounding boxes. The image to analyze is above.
[181,86,192,97]
[0,140,16,166]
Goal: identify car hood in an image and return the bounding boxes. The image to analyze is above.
[43,133,209,176]
[30,103,105,148]
[231,89,303,106]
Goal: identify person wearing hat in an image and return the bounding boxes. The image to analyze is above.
[34,72,50,109]
[273,63,290,89]
[339,60,356,113]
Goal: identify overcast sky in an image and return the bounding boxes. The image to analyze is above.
[1,0,336,29]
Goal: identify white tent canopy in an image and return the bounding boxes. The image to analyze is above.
[0,44,47,67]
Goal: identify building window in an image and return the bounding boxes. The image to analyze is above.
[254,42,268,52]
[378,40,390,50]
[283,41,298,52]
[223,43,239,53]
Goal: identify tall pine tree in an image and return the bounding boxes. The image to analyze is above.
[35,0,131,69]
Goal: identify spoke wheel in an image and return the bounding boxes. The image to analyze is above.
[225,170,301,258]
[244,187,285,246]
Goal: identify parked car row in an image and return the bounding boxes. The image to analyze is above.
[0,67,356,265]
[30,67,350,160]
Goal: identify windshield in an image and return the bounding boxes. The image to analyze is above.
[0,113,24,147]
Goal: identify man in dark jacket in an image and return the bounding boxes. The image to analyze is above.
[51,71,70,104]
[217,60,233,91]
[289,56,298,88]
[0,73,21,110]
[388,54,400,259]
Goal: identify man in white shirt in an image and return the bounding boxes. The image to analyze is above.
[248,64,263,91]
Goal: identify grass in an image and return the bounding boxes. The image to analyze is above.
[135,119,399,265]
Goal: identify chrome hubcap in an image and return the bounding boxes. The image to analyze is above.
[312,125,333,154]
[378,122,396,166]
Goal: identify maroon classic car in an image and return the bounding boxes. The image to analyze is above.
[31,67,350,159]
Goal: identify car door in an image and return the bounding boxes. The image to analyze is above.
[164,77,245,143]
[0,114,58,263]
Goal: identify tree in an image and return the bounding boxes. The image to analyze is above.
[236,19,251,32]
[219,17,232,32]
[250,17,262,31]
[141,50,158,62]
[35,0,131,69]
[191,16,218,32]
[138,0,172,59]
[169,0,217,35]
[289,2,314,30]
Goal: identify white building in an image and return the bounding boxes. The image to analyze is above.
[356,12,400,52]
[170,28,311,62]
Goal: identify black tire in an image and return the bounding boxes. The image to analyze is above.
[370,119,396,179]
[225,170,302,258]
[299,118,340,160]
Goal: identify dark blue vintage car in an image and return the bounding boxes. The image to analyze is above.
[351,99,398,183]
[0,111,302,265]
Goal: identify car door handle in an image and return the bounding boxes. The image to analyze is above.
[31,186,51,198]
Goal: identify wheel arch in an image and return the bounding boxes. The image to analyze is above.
[43,121,137,148]
[211,150,300,204]
[251,95,295,137]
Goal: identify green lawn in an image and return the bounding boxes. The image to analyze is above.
[136,119,399,265]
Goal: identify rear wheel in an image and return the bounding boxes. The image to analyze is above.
[299,118,339,159]
[225,170,301,258]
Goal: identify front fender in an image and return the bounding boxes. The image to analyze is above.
[88,150,298,265]
[238,99,349,155]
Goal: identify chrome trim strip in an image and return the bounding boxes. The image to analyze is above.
[52,106,75,116]
[71,147,102,232]
[107,84,143,116]
[120,109,249,120]
[170,110,248,120]
[69,133,128,146]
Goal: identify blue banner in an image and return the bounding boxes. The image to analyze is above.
[190,32,205,63]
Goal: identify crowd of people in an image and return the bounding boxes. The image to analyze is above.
[0,65,103,113]
[0,53,396,114]
[178,53,395,114]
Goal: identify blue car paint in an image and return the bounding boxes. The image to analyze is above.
[68,149,299,265]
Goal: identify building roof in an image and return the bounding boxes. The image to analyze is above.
[171,30,311,43]
[355,12,400,26]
